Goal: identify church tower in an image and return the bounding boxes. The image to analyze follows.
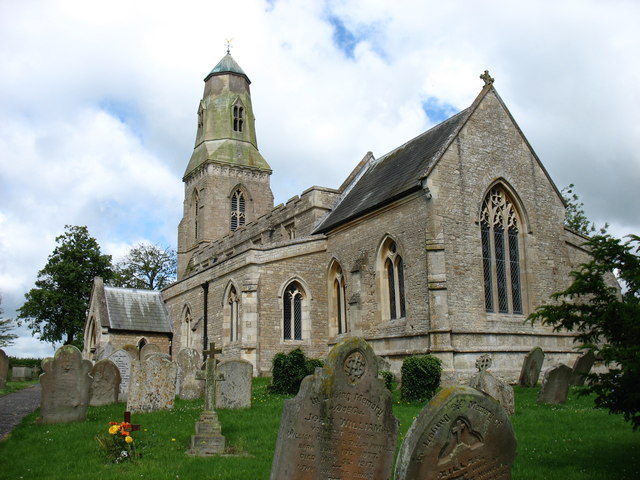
[177,52,274,279]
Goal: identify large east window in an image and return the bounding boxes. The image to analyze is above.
[480,186,523,314]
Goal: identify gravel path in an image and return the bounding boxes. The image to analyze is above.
[0,384,41,441]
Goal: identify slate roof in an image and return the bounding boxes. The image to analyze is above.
[205,53,250,83]
[104,286,172,333]
[315,107,471,233]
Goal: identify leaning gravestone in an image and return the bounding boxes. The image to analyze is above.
[0,349,8,389]
[518,347,545,387]
[127,352,178,413]
[570,350,596,386]
[40,345,93,424]
[270,337,399,480]
[140,343,161,360]
[215,359,252,409]
[89,359,121,406]
[395,386,517,480]
[468,355,515,416]
[108,349,132,402]
[538,364,573,404]
[177,348,204,400]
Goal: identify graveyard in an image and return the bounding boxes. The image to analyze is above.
[0,342,639,479]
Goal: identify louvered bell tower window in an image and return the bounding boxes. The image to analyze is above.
[233,105,244,132]
[230,189,246,231]
[480,186,523,314]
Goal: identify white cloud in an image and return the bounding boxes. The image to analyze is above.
[1,0,638,356]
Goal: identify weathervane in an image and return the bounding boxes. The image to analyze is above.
[480,70,494,86]
[225,38,234,55]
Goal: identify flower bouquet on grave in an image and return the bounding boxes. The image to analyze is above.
[95,420,140,463]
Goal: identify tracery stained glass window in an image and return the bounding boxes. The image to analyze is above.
[480,187,523,314]
[284,283,304,340]
[230,189,246,231]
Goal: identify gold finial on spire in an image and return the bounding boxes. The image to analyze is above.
[480,70,494,86]
[225,38,234,55]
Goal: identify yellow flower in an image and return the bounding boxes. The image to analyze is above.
[109,425,120,435]
[125,436,134,444]
[171,438,176,442]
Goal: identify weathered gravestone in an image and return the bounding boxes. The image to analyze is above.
[127,352,178,413]
[140,343,161,360]
[570,350,596,386]
[108,349,133,402]
[40,345,93,424]
[177,348,204,400]
[518,347,545,387]
[0,349,8,389]
[215,359,252,409]
[89,359,121,406]
[395,386,517,480]
[468,355,515,415]
[188,343,225,456]
[538,364,573,404]
[270,337,399,480]
[12,366,31,382]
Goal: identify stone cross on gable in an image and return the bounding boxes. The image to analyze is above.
[197,343,225,411]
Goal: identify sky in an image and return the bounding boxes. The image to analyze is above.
[1,0,639,358]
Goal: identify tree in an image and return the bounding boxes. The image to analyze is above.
[111,243,176,290]
[17,225,112,348]
[0,295,18,347]
[562,183,596,236]
[529,233,640,429]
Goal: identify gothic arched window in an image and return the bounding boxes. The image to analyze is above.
[182,307,193,348]
[228,286,240,342]
[192,190,200,240]
[328,261,347,336]
[480,186,523,314]
[283,282,304,340]
[230,189,246,231]
[233,105,244,132]
[379,238,406,321]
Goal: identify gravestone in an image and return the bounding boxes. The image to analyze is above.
[40,345,93,424]
[188,343,225,456]
[177,348,204,400]
[12,366,31,382]
[215,359,252,409]
[127,352,178,413]
[395,385,517,480]
[89,359,121,406]
[108,349,133,402]
[538,364,573,404]
[570,351,596,386]
[270,337,399,480]
[140,343,161,360]
[0,349,8,389]
[123,344,139,361]
[518,347,545,387]
[468,356,515,416]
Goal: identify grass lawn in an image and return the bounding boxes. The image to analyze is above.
[0,379,638,479]
[0,379,39,397]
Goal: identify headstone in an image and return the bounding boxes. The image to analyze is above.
[0,349,8,389]
[40,345,93,424]
[108,349,133,402]
[475,353,492,372]
[215,359,252,409]
[123,344,139,361]
[570,351,596,386]
[89,359,121,406]
[468,371,515,416]
[538,364,573,404]
[12,366,31,382]
[395,386,517,480]
[270,337,399,480]
[177,348,204,400]
[518,347,545,387]
[188,343,225,456]
[377,355,391,373]
[126,352,178,413]
[140,343,161,360]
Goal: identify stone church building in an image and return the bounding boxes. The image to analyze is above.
[85,53,590,382]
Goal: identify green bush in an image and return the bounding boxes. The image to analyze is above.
[268,348,322,395]
[379,370,394,391]
[9,357,43,368]
[400,355,442,402]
